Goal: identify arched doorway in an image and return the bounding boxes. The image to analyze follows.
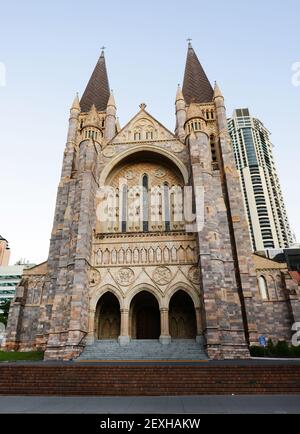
[130,291,160,339]
[95,292,120,339]
[169,290,197,339]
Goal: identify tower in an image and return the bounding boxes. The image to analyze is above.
[179,43,259,357]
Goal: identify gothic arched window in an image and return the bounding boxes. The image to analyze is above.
[258,276,269,301]
[142,174,149,232]
[210,134,218,169]
[163,182,170,232]
[121,184,127,233]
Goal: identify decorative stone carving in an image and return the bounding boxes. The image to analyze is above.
[154,168,166,178]
[171,142,185,153]
[93,236,198,267]
[152,266,172,285]
[188,266,200,284]
[103,145,116,158]
[89,268,101,287]
[125,170,134,180]
[116,268,135,286]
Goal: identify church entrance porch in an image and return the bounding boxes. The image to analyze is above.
[129,291,160,339]
[169,290,197,339]
[95,292,120,339]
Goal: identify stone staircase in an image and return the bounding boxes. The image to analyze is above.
[77,339,208,361]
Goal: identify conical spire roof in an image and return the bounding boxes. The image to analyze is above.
[80,50,110,112]
[71,93,80,110]
[107,90,116,107]
[182,43,214,104]
[213,81,223,99]
[176,84,184,102]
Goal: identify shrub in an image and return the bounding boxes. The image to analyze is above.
[250,340,300,358]
[267,338,275,354]
[250,346,266,357]
[290,345,300,357]
[274,340,290,357]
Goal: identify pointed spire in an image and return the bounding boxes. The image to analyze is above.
[213,81,224,99]
[107,90,116,108]
[80,50,110,112]
[176,84,184,102]
[71,93,80,111]
[182,43,214,104]
[116,117,121,133]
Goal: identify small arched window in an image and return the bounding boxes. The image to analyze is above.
[258,276,269,301]
[210,134,218,168]
[146,131,153,140]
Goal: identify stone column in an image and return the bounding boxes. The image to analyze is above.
[118,309,130,345]
[86,308,96,344]
[159,308,171,345]
[195,307,204,345]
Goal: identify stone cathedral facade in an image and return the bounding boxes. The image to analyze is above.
[6,44,300,360]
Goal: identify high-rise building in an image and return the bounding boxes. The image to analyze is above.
[0,265,29,305]
[5,45,300,360]
[228,109,294,251]
[0,236,10,266]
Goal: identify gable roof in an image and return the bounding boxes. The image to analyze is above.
[110,105,178,144]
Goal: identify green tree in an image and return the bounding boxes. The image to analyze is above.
[0,299,11,327]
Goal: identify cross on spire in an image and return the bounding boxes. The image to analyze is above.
[187,38,192,47]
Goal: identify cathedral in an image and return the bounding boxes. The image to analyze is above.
[5,44,300,360]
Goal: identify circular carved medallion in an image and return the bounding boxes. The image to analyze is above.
[116,268,135,286]
[152,266,172,285]
[103,145,116,158]
[188,266,200,284]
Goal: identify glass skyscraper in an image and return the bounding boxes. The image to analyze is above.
[228,108,294,251]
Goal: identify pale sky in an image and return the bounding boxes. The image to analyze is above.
[0,0,299,265]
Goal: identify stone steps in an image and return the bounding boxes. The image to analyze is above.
[77,339,208,361]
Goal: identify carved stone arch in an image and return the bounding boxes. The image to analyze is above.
[99,145,189,186]
[167,287,198,339]
[94,291,121,340]
[124,283,163,310]
[90,285,124,312]
[164,282,200,309]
